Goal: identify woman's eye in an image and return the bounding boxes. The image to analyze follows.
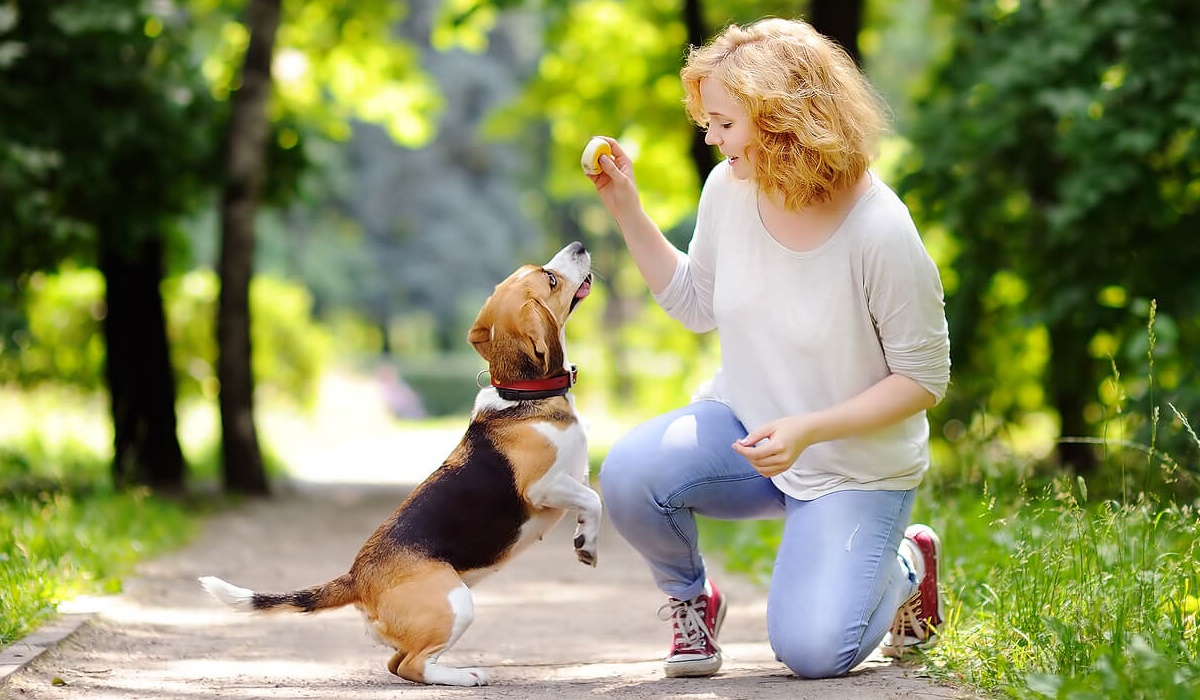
[545,271,558,288]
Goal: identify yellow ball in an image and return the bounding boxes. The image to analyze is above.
[581,137,612,175]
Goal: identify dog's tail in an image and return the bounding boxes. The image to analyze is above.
[199,573,358,614]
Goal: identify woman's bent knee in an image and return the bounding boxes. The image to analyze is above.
[598,434,665,521]
[599,436,647,490]
[770,626,857,679]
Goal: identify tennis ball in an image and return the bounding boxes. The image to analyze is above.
[581,137,613,176]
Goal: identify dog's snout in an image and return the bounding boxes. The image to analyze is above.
[544,243,591,290]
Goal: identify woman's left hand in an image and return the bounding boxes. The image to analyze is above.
[731,415,814,478]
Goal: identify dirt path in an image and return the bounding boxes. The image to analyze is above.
[2,474,968,699]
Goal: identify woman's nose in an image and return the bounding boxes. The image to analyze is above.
[704,128,719,146]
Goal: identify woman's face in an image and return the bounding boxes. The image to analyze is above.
[700,78,756,180]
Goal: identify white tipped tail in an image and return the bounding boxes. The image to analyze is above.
[199,576,256,611]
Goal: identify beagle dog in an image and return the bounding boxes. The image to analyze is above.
[199,242,600,687]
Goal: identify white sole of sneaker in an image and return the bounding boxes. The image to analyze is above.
[664,654,723,678]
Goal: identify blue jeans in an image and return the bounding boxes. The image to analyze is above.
[599,400,917,678]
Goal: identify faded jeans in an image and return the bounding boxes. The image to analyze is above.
[599,400,918,678]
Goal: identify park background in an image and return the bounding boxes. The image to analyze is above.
[1,0,1198,698]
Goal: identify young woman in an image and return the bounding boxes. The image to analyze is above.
[584,17,951,679]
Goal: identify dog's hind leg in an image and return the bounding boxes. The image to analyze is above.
[376,570,488,686]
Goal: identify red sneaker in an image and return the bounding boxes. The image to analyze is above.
[882,524,944,658]
[659,578,726,677]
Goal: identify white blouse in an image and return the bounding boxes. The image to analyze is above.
[655,160,951,500]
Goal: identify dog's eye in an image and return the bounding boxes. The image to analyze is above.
[545,271,558,288]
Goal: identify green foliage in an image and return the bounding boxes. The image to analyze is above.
[0,269,107,390]
[898,0,1200,456]
[242,274,332,408]
[0,0,445,373]
[472,0,800,238]
[164,270,333,407]
[0,0,221,259]
[188,0,441,147]
[697,517,781,586]
[564,274,720,416]
[499,1,697,226]
[0,142,90,295]
[0,268,331,407]
[0,0,223,473]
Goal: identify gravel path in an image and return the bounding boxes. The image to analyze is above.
[2,467,970,699]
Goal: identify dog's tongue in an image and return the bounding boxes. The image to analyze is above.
[575,277,592,300]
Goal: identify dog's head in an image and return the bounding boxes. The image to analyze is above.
[468,242,592,384]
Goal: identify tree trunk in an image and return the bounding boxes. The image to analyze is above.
[101,231,186,493]
[682,0,717,184]
[1048,321,1099,474]
[809,0,864,66]
[598,234,635,404]
[216,0,281,496]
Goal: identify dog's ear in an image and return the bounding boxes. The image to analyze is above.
[517,300,563,377]
[482,301,562,381]
[468,300,495,362]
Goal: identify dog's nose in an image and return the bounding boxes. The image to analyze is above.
[568,241,587,255]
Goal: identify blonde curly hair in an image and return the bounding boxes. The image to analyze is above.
[681,18,887,210]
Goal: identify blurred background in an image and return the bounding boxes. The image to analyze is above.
[1,0,1197,497]
[5,4,1200,695]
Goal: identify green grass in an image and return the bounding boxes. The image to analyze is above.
[921,476,1200,699]
[0,481,194,645]
[0,387,200,647]
[701,450,1200,699]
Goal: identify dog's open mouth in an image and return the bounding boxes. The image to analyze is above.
[570,274,592,312]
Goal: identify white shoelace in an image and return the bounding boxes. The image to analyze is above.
[882,590,929,656]
[658,597,718,654]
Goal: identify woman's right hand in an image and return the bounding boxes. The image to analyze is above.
[585,136,642,217]
[583,136,677,293]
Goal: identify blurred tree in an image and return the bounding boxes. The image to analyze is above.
[339,0,545,356]
[0,1,219,491]
[899,0,1200,472]
[810,0,863,64]
[681,0,717,181]
[455,0,857,192]
[0,0,442,494]
[189,0,441,494]
[216,0,279,495]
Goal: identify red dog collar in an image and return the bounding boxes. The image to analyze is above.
[492,365,577,401]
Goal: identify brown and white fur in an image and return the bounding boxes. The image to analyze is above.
[199,242,600,686]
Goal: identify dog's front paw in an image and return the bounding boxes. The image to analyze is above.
[573,513,597,569]
[572,504,601,567]
[573,532,598,567]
